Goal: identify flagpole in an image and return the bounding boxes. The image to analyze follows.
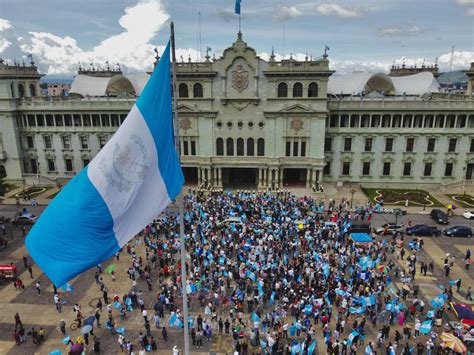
[170,21,191,355]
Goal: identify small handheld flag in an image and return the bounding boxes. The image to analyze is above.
[26,42,184,287]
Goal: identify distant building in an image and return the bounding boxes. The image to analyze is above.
[46,82,72,97]
[0,34,473,190]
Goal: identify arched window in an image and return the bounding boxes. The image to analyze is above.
[277,82,288,98]
[29,84,36,97]
[308,82,318,97]
[226,138,234,156]
[293,82,303,97]
[216,138,224,156]
[0,164,6,178]
[257,138,265,156]
[178,83,188,98]
[237,138,244,156]
[18,84,25,98]
[193,83,203,98]
[247,138,254,156]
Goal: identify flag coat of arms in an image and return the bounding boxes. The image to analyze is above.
[26,42,184,287]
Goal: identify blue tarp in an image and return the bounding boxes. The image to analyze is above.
[350,233,372,244]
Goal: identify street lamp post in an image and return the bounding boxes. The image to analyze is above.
[350,188,356,209]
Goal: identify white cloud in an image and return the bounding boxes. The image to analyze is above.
[0,18,12,31]
[456,0,474,4]
[466,7,474,15]
[272,6,303,21]
[17,0,198,74]
[377,25,423,37]
[0,18,14,53]
[314,3,364,18]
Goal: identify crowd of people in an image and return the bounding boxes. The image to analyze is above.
[10,190,474,354]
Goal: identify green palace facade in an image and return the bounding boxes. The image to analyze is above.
[1,34,474,190]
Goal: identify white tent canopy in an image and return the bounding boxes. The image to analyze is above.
[69,73,150,97]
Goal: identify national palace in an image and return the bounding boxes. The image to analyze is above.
[1,33,474,190]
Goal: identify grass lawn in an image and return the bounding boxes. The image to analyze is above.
[14,186,51,198]
[362,188,444,207]
[447,194,474,208]
[47,191,60,199]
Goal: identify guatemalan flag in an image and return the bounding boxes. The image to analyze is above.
[26,42,184,287]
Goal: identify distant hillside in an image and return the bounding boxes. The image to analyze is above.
[438,70,468,85]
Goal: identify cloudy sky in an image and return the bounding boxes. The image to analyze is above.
[0,0,473,76]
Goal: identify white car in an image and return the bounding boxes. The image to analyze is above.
[462,210,474,220]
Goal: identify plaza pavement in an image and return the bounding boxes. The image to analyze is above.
[0,188,473,354]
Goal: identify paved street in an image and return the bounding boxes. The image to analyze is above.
[0,199,473,354]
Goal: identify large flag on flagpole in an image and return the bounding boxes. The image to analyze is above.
[26,42,184,287]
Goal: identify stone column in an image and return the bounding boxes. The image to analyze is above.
[218,168,222,188]
[197,168,202,185]
[306,169,311,188]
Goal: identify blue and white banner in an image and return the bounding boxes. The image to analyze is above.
[347,331,359,346]
[420,320,432,335]
[307,340,317,354]
[361,295,376,307]
[169,314,184,328]
[26,42,184,287]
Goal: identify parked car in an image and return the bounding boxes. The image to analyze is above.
[443,226,473,238]
[12,215,37,225]
[462,210,474,220]
[374,223,404,235]
[405,224,440,237]
[430,209,449,224]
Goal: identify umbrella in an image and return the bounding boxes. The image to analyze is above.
[80,325,92,334]
[84,316,95,326]
[70,344,84,355]
[440,332,467,353]
[105,264,116,274]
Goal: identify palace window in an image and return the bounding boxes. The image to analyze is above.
[470,139,474,153]
[277,83,288,98]
[47,159,56,172]
[27,115,36,127]
[64,115,72,127]
[37,115,44,126]
[101,114,110,127]
[342,162,350,176]
[308,82,318,97]
[111,115,120,127]
[92,115,101,127]
[445,163,453,177]
[183,141,189,155]
[406,138,414,152]
[29,84,36,97]
[46,115,54,126]
[292,82,303,98]
[179,83,188,98]
[62,136,71,149]
[83,159,90,167]
[448,138,457,152]
[343,138,352,152]
[424,163,432,177]
[26,136,34,149]
[226,138,234,156]
[247,138,254,156]
[73,115,82,127]
[43,136,52,149]
[324,137,332,152]
[403,162,411,176]
[323,162,330,175]
[237,138,244,156]
[99,136,107,149]
[362,162,370,176]
[80,136,89,149]
[385,138,393,152]
[65,158,74,172]
[193,83,203,98]
[83,115,91,127]
[383,162,391,176]
[216,138,224,156]
[257,138,265,156]
[364,138,372,152]
[18,84,25,98]
[427,138,436,152]
[190,140,196,156]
